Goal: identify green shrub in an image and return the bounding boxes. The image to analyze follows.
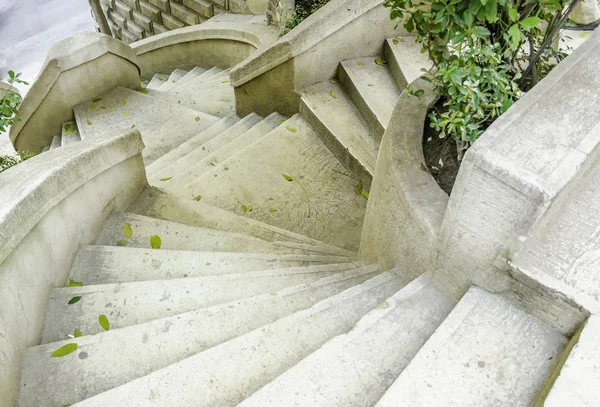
[284,0,331,34]
[1,70,28,133]
[385,0,580,159]
[0,150,35,174]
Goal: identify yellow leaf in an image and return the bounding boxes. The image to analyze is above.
[74,329,82,338]
[160,177,172,181]
[99,314,110,331]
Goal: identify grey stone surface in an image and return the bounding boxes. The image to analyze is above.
[383,36,432,90]
[74,270,406,406]
[239,272,454,407]
[168,65,208,89]
[156,67,188,90]
[42,262,366,343]
[70,245,355,284]
[300,80,378,189]
[182,114,367,251]
[0,130,146,406]
[74,86,219,164]
[146,72,170,89]
[21,266,376,407]
[49,134,61,150]
[375,287,567,407]
[61,121,82,145]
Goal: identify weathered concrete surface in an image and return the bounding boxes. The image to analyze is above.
[376,287,567,407]
[383,36,433,90]
[0,130,146,406]
[360,78,446,279]
[21,266,376,407]
[238,273,453,407]
[73,270,406,407]
[232,0,403,116]
[9,32,141,153]
[434,29,600,301]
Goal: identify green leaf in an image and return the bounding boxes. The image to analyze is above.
[51,343,78,358]
[241,204,248,213]
[101,105,107,110]
[68,296,82,305]
[194,116,200,122]
[116,239,127,246]
[520,16,542,29]
[122,100,127,106]
[122,111,129,116]
[269,208,278,213]
[392,37,399,44]
[317,213,323,221]
[158,77,164,81]
[508,24,521,48]
[472,26,490,38]
[150,235,162,249]
[282,174,294,182]
[375,57,387,66]
[330,91,338,98]
[354,182,363,196]
[287,127,297,133]
[99,314,110,331]
[136,87,148,94]
[508,8,518,22]
[329,80,337,84]
[66,279,83,287]
[86,120,92,125]
[581,31,593,39]
[92,98,102,103]
[160,177,172,181]
[356,61,364,66]
[221,80,229,83]
[74,329,82,338]
[414,89,425,97]
[90,104,96,109]
[123,223,133,238]
[361,190,369,200]
[192,194,202,201]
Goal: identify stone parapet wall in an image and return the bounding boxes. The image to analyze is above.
[97,0,254,43]
[266,0,294,33]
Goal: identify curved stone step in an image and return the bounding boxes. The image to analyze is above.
[146,73,170,90]
[300,81,377,189]
[95,212,336,255]
[375,287,567,407]
[70,245,355,284]
[73,269,407,407]
[129,187,357,257]
[181,114,367,251]
[49,134,61,150]
[162,112,286,189]
[338,57,401,139]
[74,86,219,164]
[383,36,433,90]
[21,266,378,407]
[148,113,262,185]
[239,272,454,407]
[175,68,231,91]
[61,121,81,145]
[169,66,208,90]
[42,262,368,344]
[156,68,188,91]
[146,114,240,176]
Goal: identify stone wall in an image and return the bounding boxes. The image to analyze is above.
[266,0,294,33]
[97,0,254,43]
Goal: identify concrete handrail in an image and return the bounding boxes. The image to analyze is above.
[359,78,448,278]
[9,31,141,153]
[0,129,147,405]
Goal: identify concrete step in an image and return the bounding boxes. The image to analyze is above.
[182,114,367,251]
[146,72,170,90]
[156,68,188,91]
[74,86,219,164]
[148,113,262,185]
[169,66,207,90]
[543,316,599,406]
[375,287,568,407]
[70,245,355,284]
[72,269,407,407]
[145,115,240,177]
[95,212,338,255]
[50,134,61,150]
[177,68,231,91]
[21,266,379,407]
[239,272,454,407]
[162,112,286,190]
[300,80,377,190]
[338,57,401,139]
[61,121,81,145]
[383,36,432,90]
[42,262,366,343]
[128,187,358,257]
[41,145,50,152]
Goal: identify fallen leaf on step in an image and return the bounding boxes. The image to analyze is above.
[90,104,97,109]
[158,77,164,81]
[330,91,338,98]
[136,87,148,94]
[123,223,133,238]
[287,127,297,133]
[269,208,278,213]
[50,343,78,358]
[101,105,107,110]
[67,279,83,287]
[99,314,110,331]
[354,182,363,196]
[122,100,127,106]
[74,329,82,338]
[357,61,364,66]
[194,116,200,122]
[160,177,172,181]
[122,111,129,116]
[68,296,82,305]
[116,239,127,246]
[581,32,592,38]
[317,213,323,221]
[375,57,388,66]
[282,174,294,182]
[362,190,369,200]
[192,194,202,201]
[221,80,229,83]
[329,80,337,84]
[92,98,103,103]
[86,120,92,125]
[150,235,162,249]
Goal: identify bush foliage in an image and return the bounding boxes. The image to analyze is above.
[284,0,331,33]
[385,0,579,158]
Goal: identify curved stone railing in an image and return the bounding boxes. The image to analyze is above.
[131,15,279,79]
[0,129,147,406]
[359,78,448,279]
[230,0,401,116]
[9,32,141,154]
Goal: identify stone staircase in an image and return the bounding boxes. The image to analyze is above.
[18,36,571,406]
